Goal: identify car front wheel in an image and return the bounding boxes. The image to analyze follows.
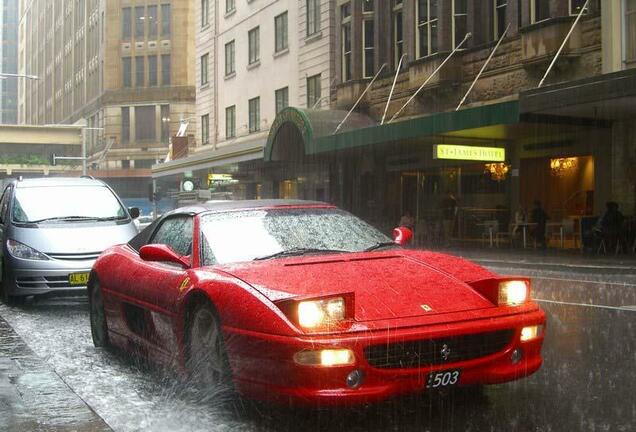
[186,302,233,392]
[0,259,23,307]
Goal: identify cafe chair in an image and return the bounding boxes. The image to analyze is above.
[480,220,499,248]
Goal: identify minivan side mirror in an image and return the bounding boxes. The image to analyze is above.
[128,207,140,219]
[393,226,413,246]
[139,244,190,268]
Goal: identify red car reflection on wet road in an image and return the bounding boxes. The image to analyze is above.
[88,200,545,405]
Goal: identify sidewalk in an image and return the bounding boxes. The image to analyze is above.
[0,315,111,432]
[427,245,636,274]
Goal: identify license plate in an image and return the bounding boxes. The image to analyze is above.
[426,369,461,389]
[68,272,90,286]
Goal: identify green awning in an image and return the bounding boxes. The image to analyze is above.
[264,101,520,162]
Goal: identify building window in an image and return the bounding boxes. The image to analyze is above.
[248,27,260,64]
[121,107,130,144]
[135,6,145,39]
[135,106,156,141]
[393,1,404,67]
[161,54,171,85]
[248,97,260,133]
[275,87,289,113]
[122,57,132,87]
[135,56,145,87]
[201,114,210,145]
[201,0,209,27]
[625,0,636,63]
[201,53,209,86]
[122,8,131,39]
[569,0,588,15]
[226,0,235,14]
[161,105,170,143]
[225,40,235,75]
[416,0,438,58]
[341,3,352,81]
[494,0,507,40]
[307,74,321,108]
[148,5,158,38]
[453,0,467,48]
[275,12,288,53]
[363,18,375,78]
[226,105,236,138]
[161,4,171,37]
[306,0,321,36]
[363,0,374,12]
[149,55,158,86]
[531,0,550,23]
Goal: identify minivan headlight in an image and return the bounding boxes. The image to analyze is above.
[7,239,49,261]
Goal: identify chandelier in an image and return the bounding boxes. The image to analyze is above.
[550,157,578,176]
[484,163,510,182]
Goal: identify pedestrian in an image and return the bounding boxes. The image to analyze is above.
[530,200,549,249]
[440,192,457,245]
[399,209,415,231]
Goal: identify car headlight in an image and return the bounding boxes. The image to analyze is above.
[298,297,346,329]
[6,239,49,261]
[498,280,528,306]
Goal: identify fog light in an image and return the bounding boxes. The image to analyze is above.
[294,349,355,367]
[520,325,543,342]
[511,348,523,364]
[346,370,364,389]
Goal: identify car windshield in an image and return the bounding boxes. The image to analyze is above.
[12,185,128,223]
[199,207,392,265]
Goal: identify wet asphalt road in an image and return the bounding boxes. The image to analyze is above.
[0,266,634,432]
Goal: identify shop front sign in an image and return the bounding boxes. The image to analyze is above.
[433,145,506,162]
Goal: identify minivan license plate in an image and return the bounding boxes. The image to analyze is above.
[68,272,89,286]
[426,370,461,389]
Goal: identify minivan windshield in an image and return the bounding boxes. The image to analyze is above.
[199,208,393,265]
[12,185,128,224]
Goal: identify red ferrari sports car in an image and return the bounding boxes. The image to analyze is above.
[89,200,546,405]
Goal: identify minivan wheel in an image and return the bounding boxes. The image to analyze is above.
[0,260,21,307]
[89,280,111,348]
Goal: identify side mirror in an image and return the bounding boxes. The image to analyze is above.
[393,226,413,246]
[139,244,190,268]
[128,207,140,219]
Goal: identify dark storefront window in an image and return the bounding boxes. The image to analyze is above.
[363,18,375,78]
[494,0,507,40]
[532,0,550,23]
[453,0,467,48]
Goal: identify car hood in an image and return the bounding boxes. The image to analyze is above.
[219,251,496,322]
[10,222,138,255]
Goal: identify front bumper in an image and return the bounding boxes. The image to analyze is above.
[2,255,94,297]
[224,309,546,406]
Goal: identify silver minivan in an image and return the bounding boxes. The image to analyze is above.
[0,177,139,305]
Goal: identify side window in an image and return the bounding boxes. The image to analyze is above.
[150,216,194,256]
[0,186,12,224]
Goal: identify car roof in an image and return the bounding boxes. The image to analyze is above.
[170,199,334,216]
[13,177,106,188]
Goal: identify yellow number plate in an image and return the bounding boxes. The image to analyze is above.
[68,272,90,286]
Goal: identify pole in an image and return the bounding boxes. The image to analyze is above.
[389,33,472,123]
[334,63,387,134]
[81,129,87,176]
[538,0,589,88]
[381,54,407,125]
[456,24,510,111]
[152,179,158,220]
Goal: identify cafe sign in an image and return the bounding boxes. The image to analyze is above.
[433,145,506,162]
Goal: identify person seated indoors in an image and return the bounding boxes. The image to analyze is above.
[594,201,625,251]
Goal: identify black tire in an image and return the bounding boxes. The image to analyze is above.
[186,302,233,391]
[89,279,111,348]
[0,259,22,307]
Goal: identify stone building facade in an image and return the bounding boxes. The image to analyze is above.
[17,0,196,198]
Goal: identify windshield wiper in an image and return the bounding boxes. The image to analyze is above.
[254,247,349,261]
[364,241,399,252]
[29,216,101,224]
[94,216,129,221]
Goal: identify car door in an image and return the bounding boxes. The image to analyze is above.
[119,214,194,358]
[0,185,13,279]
